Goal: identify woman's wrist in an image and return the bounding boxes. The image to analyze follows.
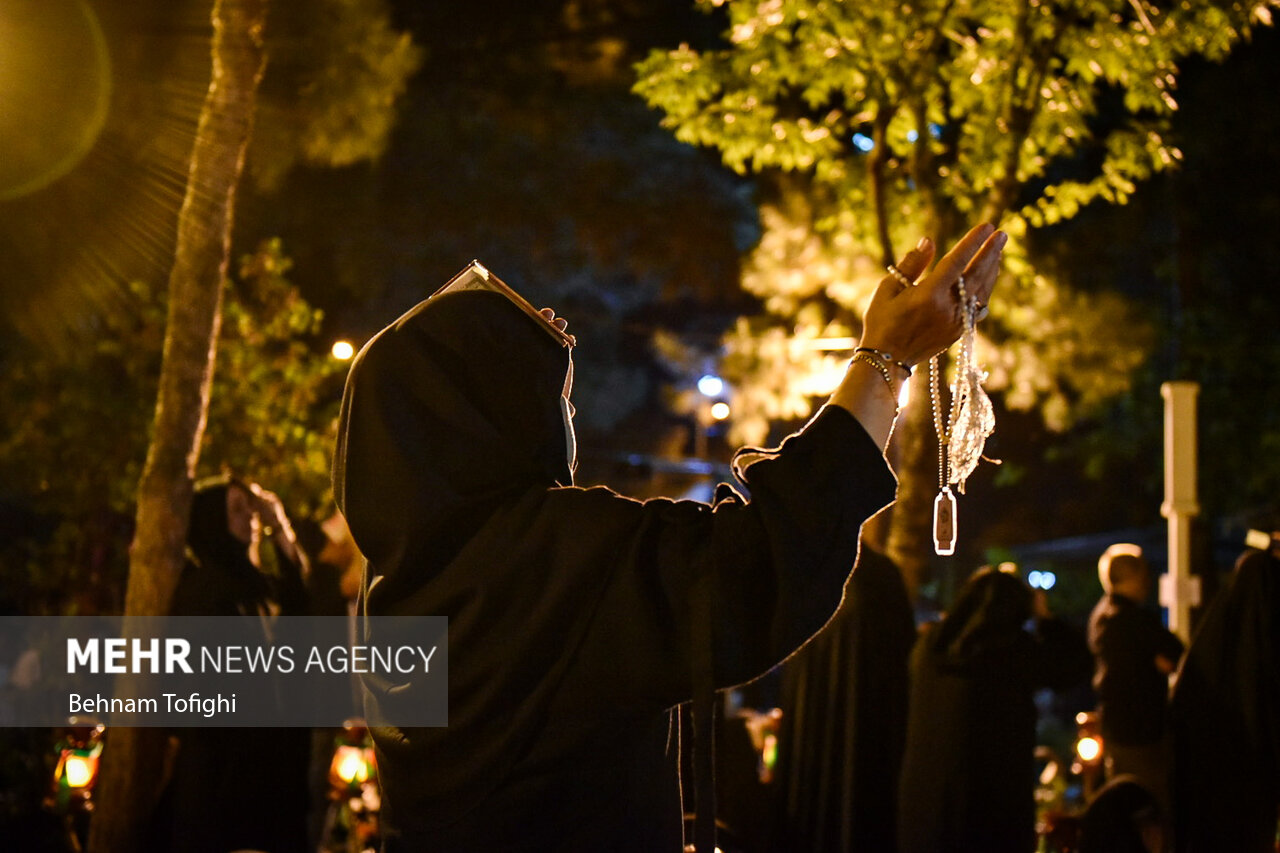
[829,355,901,451]
[853,345,913,379]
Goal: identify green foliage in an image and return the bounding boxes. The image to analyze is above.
[248,0,424,191]
[0,239,343,608]
[635,0,1273,443]
[637,0,1268,230]
[205,238,347,518]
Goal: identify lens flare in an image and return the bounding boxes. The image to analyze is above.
[0,0,112,200]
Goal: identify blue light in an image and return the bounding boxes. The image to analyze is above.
[697,374,725,397]
[1027,570,1058,590]
[851,133,874,152]
[906,129,919,143]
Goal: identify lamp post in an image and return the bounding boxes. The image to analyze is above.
[1159,381,1201,645]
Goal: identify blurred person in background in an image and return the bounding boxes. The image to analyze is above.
[1088,543,1183,815]
[770,514,916,853]
[1077,774,1166,853]
[1170,530,1279,852]
[898,564,1092,853]
[148,476,311,853]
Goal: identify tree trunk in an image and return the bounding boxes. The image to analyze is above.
[86,1,267,851]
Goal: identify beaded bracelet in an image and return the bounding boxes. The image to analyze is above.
[853,346,913,377]
[851,352,899,405]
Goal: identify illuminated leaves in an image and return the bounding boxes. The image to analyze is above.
[204,238,346,520]
[635,0,1273,439]
[983,274,1152,430]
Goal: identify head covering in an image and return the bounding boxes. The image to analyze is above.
[333,289,573,593]
[1078,775,1164,853]
[930,565,1032,668]
[331,287,587,829]
[187,480,257,575]
[177,478,270,613]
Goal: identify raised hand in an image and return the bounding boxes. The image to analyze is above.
[860,223,1006,369]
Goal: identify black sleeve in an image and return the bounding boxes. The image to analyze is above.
[1149,612,1185,663]
[706,406,898,685]
[264,538,310,617]
[169,560,222,617]
[589,405,898,706]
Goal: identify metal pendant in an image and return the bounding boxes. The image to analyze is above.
[933,487,957,556]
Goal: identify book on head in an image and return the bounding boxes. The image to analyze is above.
[431,260,575,348]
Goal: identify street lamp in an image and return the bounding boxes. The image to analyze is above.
[697,374,724,397]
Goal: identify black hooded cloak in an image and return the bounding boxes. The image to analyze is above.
[332,288,897,852]
[1171,546,1280,852]
[151,481,310,853]
[771,544,916,852]
[897,567,1092,853]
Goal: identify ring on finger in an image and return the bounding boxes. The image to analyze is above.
[886,263,915,288]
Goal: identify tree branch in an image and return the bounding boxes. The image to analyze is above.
[867,103,896,266]
[980,0,1061,223]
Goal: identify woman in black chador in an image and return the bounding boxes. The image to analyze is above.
[333,224,1005,852]
[150,477,310,853]
[771,532,916,853]
[897,565,1092,853]
[1171,536,1280,852]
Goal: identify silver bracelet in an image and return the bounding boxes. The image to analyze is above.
[854,346,913,376]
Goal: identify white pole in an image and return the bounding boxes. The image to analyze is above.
[1159,381,1202,644]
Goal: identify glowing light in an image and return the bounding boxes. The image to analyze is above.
[697,374,724,397]
[0,0,112,200]
[1076,736,1101,763]
[331,340,356,360]
[851,133,875,152]
[1028,570,1057,590]
[710,402,731,421]
[811,336,857,351]
[334,746,371,784]
[63,754,96,788]
[907,129,919,143]
[762,733,777,771]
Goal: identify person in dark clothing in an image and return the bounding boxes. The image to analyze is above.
[1170,534,1280,852]
[331,225,1007,852]
[1088,543,1184,813]
[1077,774,1166,853]
[771,530,916,853]
[151,477,311,853]
[897,565,1093,853]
